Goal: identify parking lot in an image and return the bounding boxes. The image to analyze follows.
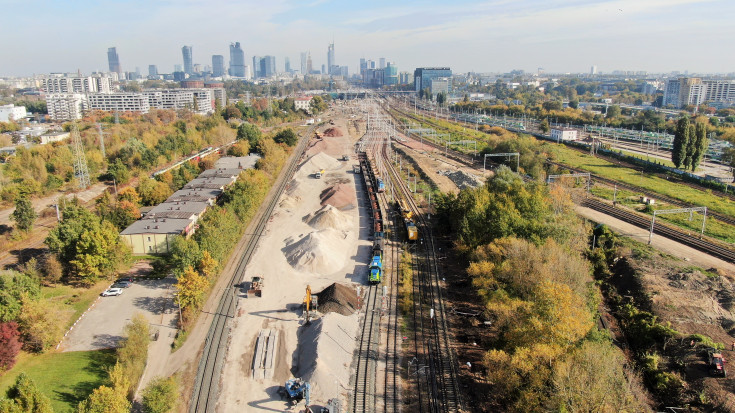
[60,277,177,352]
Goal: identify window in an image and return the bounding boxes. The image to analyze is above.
[148,245,152,251]
[148,237,151,242]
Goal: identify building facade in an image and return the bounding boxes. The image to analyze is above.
[40,74,112,94]
[0,104,27,122]
[664,78,735,108]
[229,42,245,77]
[182,46,193,74]
[414,67,452,93]
[148,65,158,77]
[87,92,151,114]
[294,96,313,112]
[550,127,578,141]
[46,94,87,120]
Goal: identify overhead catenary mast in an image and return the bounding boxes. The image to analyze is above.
[71,122,91,189]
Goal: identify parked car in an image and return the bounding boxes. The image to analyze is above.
[112,281,131,289]
[116,277,133,284]
[101,288,123,297]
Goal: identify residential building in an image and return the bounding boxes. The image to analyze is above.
[294,96,313,112]
[40,74,112,93]
[107,47,121,73]
[327,42,334,74]
[46,93,86,120]
[38,131,70,145]
[413,67,452,92]
[663,78,735,108]
[182,46,193,74]
[229,42,245,77]
[0,104,27,122]
[550,127,578,142]
[87,92,151,114]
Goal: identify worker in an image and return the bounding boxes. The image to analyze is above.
[731,341,735,351]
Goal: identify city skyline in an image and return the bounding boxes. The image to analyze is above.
[0,0,733,77]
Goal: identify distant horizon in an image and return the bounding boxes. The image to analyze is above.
[1,0,733,77]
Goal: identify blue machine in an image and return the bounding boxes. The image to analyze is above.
[284,378,311,407]
[369,239,383,284]
[377,178,385,193]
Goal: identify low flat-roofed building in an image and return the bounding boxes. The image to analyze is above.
[214,155,260,170]
[198,168,245,179]
[38,131,70,145]
[182,176,237,191]
[146,200,210,221]
[169,187,222,203]
[120,217,195,255]
[550,127,578,141]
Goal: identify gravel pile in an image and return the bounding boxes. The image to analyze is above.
[438,170,483,189]
[316,283,358,315]
[323,127,343,137]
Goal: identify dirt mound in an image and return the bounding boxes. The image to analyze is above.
[323,127,343,137]
[316,283,358,315]
[439,170,483,189]
[301,151,341,172]
[320,184,356,210]
[283,229,348,273]
[304,204,351,231]
[279,194,301,210]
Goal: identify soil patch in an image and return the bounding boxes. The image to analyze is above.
[320,184,356,210]
[323,127,343,137]
[315,283,358,316]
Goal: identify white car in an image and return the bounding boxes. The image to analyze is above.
[101,288,123,297]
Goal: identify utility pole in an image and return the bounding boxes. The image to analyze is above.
[71,122,91,189]
[96,123,106,158]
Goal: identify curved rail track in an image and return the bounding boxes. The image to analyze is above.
[188,125,314,413]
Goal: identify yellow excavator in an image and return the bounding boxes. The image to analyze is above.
[304,285,312,325]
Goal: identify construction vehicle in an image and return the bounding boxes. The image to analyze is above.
[248,276,263,297]
[706,348,727,376]
[397,200,418,241]
[303,285,318,324]
[283,378,312,411]
[353,164,361,174]
[341,154,349,161]
[315,169,325,179]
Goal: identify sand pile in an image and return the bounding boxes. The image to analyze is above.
[301,151,341,172]
[279,194,301,211]
[323,127,343,137]
[320,184,356,210]
[316,283,358,315]
[294,313,358,403]
[304,205,351,231]
[283,229,348,273]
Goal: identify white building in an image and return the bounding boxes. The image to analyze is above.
[294,96,313,112]
[550,127,578,142]
[430,77,450,96]
[87,92,151,114]
[40,74,112,94]
[0,104,27,122]
[46,93,87,120]
[664,78,735,108]
[38,131,70,145]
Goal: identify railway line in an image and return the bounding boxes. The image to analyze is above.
[188,125,314,413]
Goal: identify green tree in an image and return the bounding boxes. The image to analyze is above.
[0,272,40,323]
[606,105,621,119]
[436,92,447,107]
[2,373,53,413]
[107,158,130,184]
[116,314,150,399]
[141,376,179,413]
[273,128,298,146]
[11,196,36,232]
[309,96,327,114]
[683,123,697,169]
[76,385,130,413]
[17,295,68,352]
[236,123,262,148]
[690,122,708,171]
[671,117,690,169]
[539,119,550,134]
[137,177,172,206]
[175,267,209,310]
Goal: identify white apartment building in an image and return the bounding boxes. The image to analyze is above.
[664,78,735,108]
[87,92,151,114]
[0,104,27,122]
[294,96,312,112]
[46,93,87,120]
[550,127,578,142]
[40,74,112,94]
[143,89,217,115]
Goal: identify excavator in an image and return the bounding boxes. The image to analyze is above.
[304,285,312,324]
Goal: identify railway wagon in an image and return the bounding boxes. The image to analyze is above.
[377,178,386,193]
[397,200,418,242]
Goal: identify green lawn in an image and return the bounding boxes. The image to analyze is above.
[0,350,115,413]
[41,281,109,327]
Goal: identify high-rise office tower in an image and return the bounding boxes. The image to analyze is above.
[300,52,307,74]
[252,56,261,78]
[321,64,326,75]
[327,42,334,74]
[285,57,291,73]
[107,47,121,73]
[306,52,313,74]
[212,55,225,77]
[229,42,245,77]
[148,65,158,76]
[379,58,386,69]
[182,46,193,74]
[360,58,367,76]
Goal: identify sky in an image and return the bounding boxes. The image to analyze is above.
[1,0,734,77]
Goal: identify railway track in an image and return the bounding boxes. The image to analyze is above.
[379,133,462,411]
[582,198,735,263]
[383,190,401,413]
[352,281,380,413]
[188,125,314,413]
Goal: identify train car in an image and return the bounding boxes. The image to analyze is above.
[377,178,386,193]
[405,221,418,242]
[369,239,383,284]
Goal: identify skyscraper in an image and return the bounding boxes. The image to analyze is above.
[327,42,334,75]
[306,52,313,74]
[107,47,121,73]
[300,52,307,74]
[379,58,385,69]
[252,56,260,78]
[229,42,245,77]
[148,65,158,77]
[182,46,193,75]
[212,55,225,77]
[285,57,291,73]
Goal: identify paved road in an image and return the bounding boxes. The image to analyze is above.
[60,277,177,352]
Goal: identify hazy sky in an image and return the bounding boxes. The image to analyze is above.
[1,0,733,77]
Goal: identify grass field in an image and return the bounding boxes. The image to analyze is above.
[0,350,115,412]
[41,281,109,327]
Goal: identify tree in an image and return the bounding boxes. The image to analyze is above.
[11,196,36,232]
[175,267,209,310]
[17,295,68,352]
[671,117,690,169]
[197,250,218,279]
[141,376,179,413]
[107,158,130,184]
[227,140,250,156]
[0,322,22,371]
[41,254,63,285]
[236,123,262,148]
[137,177,172,206]
[542,101,563,111]
[683,123,697,169]
[3,373,53,413]
[436,92,447,107]
[76,385,130,413]
[606,105,621,119]
[690,122,708,171]
[117,187,140,206]
[273,128,298,146]
[116,314,150,399]
[0,272,40,323]
[539,119,550,134]
[309,96,327,114]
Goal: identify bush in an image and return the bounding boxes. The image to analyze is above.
[0,321,22,370]
[141,376,179,413]
[3,373,53,413]
[116,314,150,399]
[273,128,298,146]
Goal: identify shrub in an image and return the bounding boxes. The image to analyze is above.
[0,322,22,370]
[141,376,179,413]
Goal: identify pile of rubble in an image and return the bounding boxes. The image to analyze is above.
[316,283,358,315]
[437,170,483,189]
[323,127,343,137]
